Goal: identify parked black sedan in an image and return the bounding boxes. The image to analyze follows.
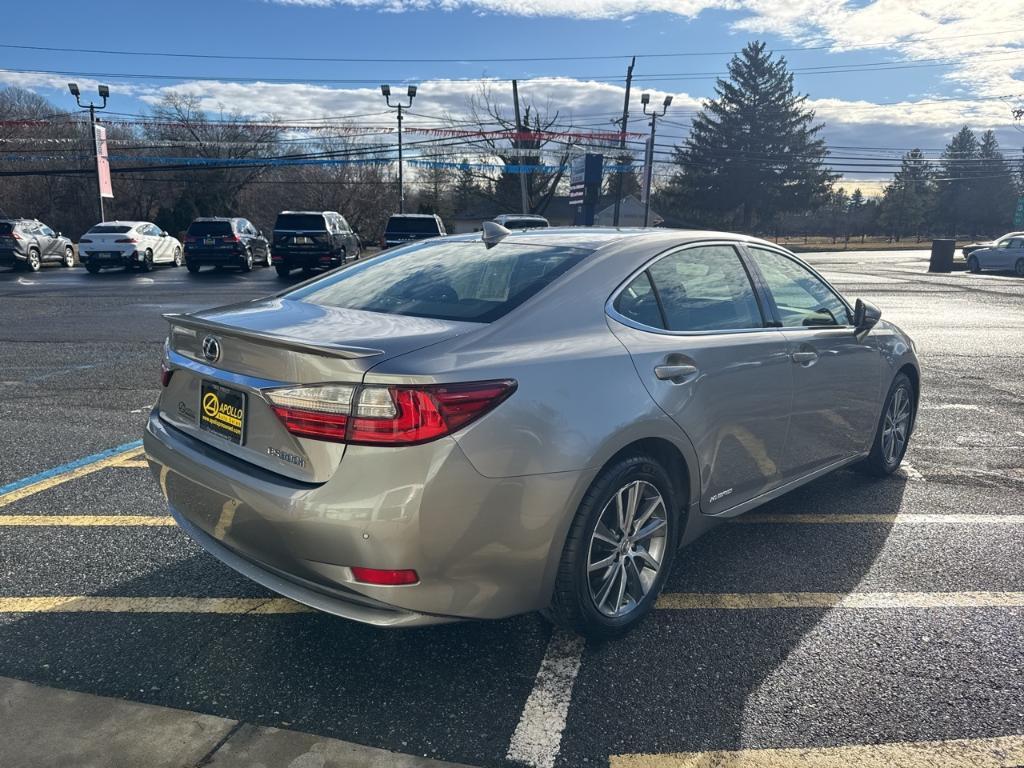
[183,218,272,273]
[0,219,75,272]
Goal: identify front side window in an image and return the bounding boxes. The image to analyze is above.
[749,247,850,327]
[288,240,590,323]
[645,245,764,332]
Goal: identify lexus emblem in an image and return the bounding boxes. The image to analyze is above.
[201,335,221,363]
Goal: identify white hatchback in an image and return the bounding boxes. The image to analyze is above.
[78,221,182,274]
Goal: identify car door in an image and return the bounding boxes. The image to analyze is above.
[337,216,355,254]
[152,224,172,261]
[607,242,794,515]
[37,225,58,259]
[999,238,1024,270]
[745,245,883,478]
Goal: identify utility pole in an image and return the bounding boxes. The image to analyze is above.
[641,92,672,228]
[612,57,635,227]
[68,82,110,223]
[512,80,529,214]
[381,84,418,214]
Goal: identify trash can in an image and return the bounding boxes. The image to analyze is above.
[929,239,955,273]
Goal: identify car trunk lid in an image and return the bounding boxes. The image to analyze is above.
[159,297,478,482]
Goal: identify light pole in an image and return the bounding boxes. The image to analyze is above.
[641,92,672,228]
[381,84,417,214]
[68,82,110,223]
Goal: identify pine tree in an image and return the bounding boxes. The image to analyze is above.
[879,149,934,241]
[665,41,836,229]
[973,130,1016,233]
[936,125,980,238]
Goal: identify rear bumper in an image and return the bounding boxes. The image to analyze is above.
[0,248,27,266]
[185,248,247,266]
[79,249,138,266]
[144,409,583,625]
[271,249,341,267]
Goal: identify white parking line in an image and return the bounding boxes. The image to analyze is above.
[898,461,925,481]
[506,629,585,768]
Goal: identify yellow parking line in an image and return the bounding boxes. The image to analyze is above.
[610,734,1024,767]
[735,513,1024,525]
[113,459,150,469]
[0,516,174,526]
[0,597,312,614]
[0,446,145,508]
[656,591,1024,610]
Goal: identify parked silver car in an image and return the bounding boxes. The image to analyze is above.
[967,234,1024,276]
[0,219,75,272]
[144,226,920,637]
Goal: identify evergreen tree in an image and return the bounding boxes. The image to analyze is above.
[936,125,980,237]
[879,149,934,241]
[665,41,836,229]
[973,130,1016,233]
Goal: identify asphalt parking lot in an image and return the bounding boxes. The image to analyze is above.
[1,251,1022,767]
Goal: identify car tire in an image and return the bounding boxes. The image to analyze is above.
[264,249,273,267]
[85,263,102,275]
[172,247,182,267]
[857,372,915,477]
[140,250,154,273]
[241,250,254,272]
[1015,258,1024,277]
[26,248,41,272]
[546,453,679,639]
[967,255,980,273]
[63,246,75,268]
[186,262,201,274]
[275,265,291,278]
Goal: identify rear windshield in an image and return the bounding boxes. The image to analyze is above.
[287,240,591,323]
[275,214,326,231]
[187,220,233,236]
[0,223,13,235]
[386,216,441,235]
[502,219,549,230]
[87,225,132,234]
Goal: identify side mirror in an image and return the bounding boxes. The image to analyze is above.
[853,298,881,341]
[160,230,168,237]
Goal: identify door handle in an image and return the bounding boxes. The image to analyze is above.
[654,363,698,382]
[791,350,819,364]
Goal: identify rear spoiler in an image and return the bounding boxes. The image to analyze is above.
[163,313,383,360]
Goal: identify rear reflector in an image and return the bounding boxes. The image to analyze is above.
[160,362,172,387]
[266,380,516,446]
[350,567,419,586]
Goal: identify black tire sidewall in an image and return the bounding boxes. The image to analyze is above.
[968,256,979,273]
[868,373,915,474]
[1016,259,1024,277]
[556,455,679,637]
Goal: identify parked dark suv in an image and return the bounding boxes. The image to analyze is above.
[0,219,75,272]
[382,213,446,249]
[183,218,270,273]
[271,211,361,278]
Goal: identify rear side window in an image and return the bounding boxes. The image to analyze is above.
[288,240,590,323]
[187,221,233,236]
[615,272,664,329]
[275,214,327,231]
[87,225,132,234]
[386,216,441,235]
[646,245,763,332]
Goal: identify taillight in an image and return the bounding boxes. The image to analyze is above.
[266,380,516,446]
[11,231,23,240]
[223,235,241,243]
[78,237,91,243]
[116,237,138,244]
[160,361,172,387]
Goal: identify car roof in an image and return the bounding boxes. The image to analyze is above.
[93,220,150,226]
[439,226,779,252]
[495,214,548,220]
[278,211,336,215]
[388,213,439,219]
[192,217,237,222]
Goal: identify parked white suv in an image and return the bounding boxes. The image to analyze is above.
[78,221,182,274]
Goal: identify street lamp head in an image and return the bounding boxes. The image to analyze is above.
[98,84,110,99]
[640,92,650,106]
[380,84,391,97]
[663,95,673,108]
[67,82,80,97]
[407,85,417,99]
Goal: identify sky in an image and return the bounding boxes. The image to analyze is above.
[2,0,1023,194]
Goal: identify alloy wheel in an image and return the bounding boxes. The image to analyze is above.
[881,386,911,466]
[63,247,75,267]
[586,480,668,618]
[173,247,182,267]
[27,250,40,271]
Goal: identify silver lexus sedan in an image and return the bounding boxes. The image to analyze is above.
[144,226,919,637]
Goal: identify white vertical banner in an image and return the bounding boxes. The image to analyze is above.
[94,124,113,199]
